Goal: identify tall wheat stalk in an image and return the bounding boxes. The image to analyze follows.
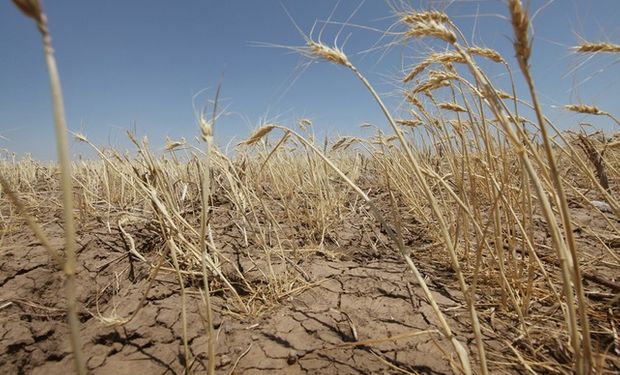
[197,85,221,375]
[506,2,592,372]
[11,1,86,374]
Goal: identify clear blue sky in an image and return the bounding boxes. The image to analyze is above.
[1,0,619,160]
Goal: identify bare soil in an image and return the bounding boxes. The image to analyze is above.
[1,188,619,374]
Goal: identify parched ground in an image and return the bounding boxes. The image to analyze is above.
[0,225,472,374]
[1,189,619,374]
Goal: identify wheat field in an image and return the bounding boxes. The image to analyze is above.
[1,1,619,374]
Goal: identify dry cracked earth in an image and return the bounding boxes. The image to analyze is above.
[2,192,619,374]
[0,214,474,375]
[0,217,476,375]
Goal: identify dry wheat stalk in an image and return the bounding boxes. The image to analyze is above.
[10,1,87,374]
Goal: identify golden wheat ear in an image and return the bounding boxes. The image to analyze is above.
[239,124,276,146]
[12,0,43,20]
[575,42,620,53]
[400,10,456,43]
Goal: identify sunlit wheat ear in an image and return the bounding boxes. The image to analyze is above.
[404,20,456,43]
[12,0,44,24]
[239,124,276,146]
[438,102,467,113]
[404,60,432,83]
[564,104,620,126]
[404,92,423,107]
[466,47,505,63]
[400,11,456,43]
[165,137,187,152]
[331,136,359,151]
[199,112,213,142]
[508,0,531,67]
[305,40,351,67]
[564,104,605,115]
[395,119,423,127]
[126,130,139,146]
[404,93,434,120]
[404,52,465,83]
[74,132,89,143]
[331,137,349,151]
[428,70,459,81]
[401,10,450,24]
[298,118,312,130]
[574,42,620,53]
[412,71,458,94]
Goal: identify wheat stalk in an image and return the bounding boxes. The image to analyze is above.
[10,1,86,373]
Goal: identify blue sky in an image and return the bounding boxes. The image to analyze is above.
[1,0,619,160]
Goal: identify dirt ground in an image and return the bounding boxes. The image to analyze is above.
[1,189,619,374]
[0,226,470,374]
